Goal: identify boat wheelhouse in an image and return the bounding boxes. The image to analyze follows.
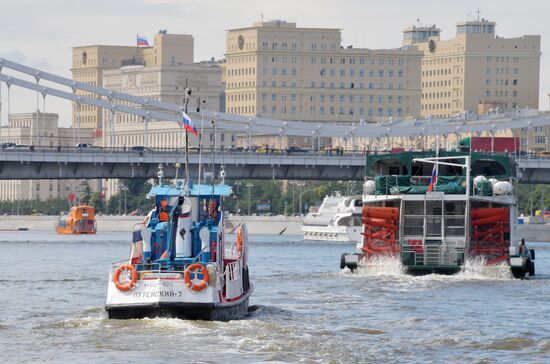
[106,167,252,321]
[341,151,535,277]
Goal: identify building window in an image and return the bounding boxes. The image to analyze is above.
[535,136,547,144]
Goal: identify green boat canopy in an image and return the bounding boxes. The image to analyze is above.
[459,137,471,147]
[365,151,515,178]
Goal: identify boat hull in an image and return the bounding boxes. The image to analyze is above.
[106,288,253,321]
[302,225,362,242]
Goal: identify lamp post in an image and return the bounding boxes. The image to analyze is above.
[117,183,129,215]
[235,181,241,214]
[246,183,254,216]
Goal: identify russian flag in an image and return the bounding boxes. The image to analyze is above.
[180,111,199,137]
[136,34,150,47]
[427,165,437,192]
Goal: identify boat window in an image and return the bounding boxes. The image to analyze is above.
[403,201,423,215]
[404,216,423,235]
[444,201,465,215]
[388,166,400,175]
[444,217,465,236]
[412,165,423,176]
[426,217,442,236]
[471,160,506,177]
[426,201,442,215]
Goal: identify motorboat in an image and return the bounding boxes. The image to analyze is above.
[55,205,96,234]
[105,165,253,320]
[302,193,363,242]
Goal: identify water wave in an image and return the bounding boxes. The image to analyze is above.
[355,255,405,277]
[485,337,537,351]
[459,257,513,280]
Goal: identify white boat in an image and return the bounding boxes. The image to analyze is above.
[105,166,253,321]
[302,193,363,242]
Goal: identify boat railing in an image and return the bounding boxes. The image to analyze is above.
[402,244,465,266]
[224,260,243,299]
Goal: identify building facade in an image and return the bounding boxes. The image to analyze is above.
[100,61,228,149]
[404,18,541,118]
[71,31,195,129]
[0,112,97,202]
[404,18,542,151]
[99,60,228,199]
[224,20,423,149]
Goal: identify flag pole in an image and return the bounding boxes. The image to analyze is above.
[184,87,191,191]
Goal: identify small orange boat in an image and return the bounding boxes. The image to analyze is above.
[55,205,97,234]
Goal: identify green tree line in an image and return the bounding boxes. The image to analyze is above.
[2,179,542,216]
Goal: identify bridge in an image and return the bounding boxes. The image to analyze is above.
[0,147,366,181]
[0,147,549,183]
[2,57,550,183]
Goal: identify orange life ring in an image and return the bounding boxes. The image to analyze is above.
[236,227,243,255]
[184,263,210,292]
[113,264,138,292]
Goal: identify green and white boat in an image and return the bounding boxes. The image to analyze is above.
[340,151,535,278]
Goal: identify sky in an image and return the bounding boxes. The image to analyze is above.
[0,0,549,126]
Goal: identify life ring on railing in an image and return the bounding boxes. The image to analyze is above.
[209,200,217,219]
[113,264,138,292]
[236,226,243,256]
[184,263,210,292]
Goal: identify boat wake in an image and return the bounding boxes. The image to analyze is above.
[458,256,513,280]
[355,255,405,277]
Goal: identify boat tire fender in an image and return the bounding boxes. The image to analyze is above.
[340,253,346,270]
[113,264,138,292]
[184,263,210,292]
[528,259,535,276]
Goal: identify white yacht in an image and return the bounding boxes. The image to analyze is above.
[302,193,363,242]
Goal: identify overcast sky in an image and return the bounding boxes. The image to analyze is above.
[0,0,548,126]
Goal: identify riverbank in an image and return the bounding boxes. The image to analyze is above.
[0,215,303,235]
[1,215,549,241]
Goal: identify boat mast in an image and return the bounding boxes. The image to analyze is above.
[183,87,191,192]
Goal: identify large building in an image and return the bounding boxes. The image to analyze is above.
[404,17,542,151]
[225,20,423,127]
[403,18,541,118]
[0,112,96,201]
[100,60,228,150]
[98,56,227,199]
[71,31,194,129]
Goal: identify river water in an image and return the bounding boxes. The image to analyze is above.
[1,231,549,363]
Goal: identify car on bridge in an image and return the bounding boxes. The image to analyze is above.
[76,143,102,151]
[1,142,16,149]
[6,144,32,151]
[286,146,309,154]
